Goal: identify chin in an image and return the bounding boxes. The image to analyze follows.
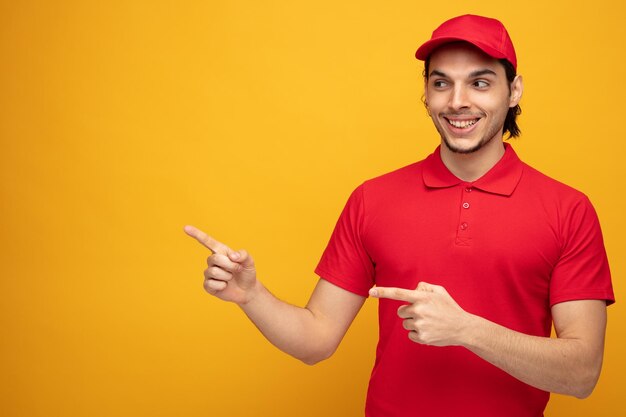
[442,136,488,154]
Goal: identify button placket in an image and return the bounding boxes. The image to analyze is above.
[456,185,473,246]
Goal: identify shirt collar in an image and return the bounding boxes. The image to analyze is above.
[422,143,524,196]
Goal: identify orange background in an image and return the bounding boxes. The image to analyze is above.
[1,1,624,416]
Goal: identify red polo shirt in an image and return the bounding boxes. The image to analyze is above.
[315,144,614,417]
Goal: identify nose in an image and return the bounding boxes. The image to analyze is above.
[449,86,470,110]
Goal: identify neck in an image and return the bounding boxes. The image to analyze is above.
[439,139,506,182]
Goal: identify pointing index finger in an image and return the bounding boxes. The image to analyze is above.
[369,287,419,303]
[183,225,231,255]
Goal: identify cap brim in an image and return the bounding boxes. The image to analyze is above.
[415,37,508,62]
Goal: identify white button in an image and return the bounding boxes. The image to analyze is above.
[462,202,470,209]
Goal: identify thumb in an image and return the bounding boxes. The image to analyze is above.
[228,249,255,269]
[417,281,446,294]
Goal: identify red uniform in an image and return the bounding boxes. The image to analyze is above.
[315,144,614,417]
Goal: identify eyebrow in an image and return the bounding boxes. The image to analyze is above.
[429,70,447,78]
[428,69,498,78]
[469,69,497,77]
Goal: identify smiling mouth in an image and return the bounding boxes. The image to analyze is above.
[444,117,480,129]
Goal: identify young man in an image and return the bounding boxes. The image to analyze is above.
[185,15,614,417]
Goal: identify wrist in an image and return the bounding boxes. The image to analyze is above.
[458,312,482,348]
[239,279,264,307]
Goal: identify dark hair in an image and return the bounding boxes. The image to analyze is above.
[423,57,521,138]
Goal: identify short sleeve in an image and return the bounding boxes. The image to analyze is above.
[550,196,615,306]
[315,185,375,297]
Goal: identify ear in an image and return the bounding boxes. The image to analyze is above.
[423,71,430,94]
[423,78,432,115]
[509,75,523,108]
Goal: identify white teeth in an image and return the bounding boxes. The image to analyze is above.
[447,119,478,128]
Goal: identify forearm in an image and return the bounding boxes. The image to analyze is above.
[462,314,602,398]
[238,281,336,365]
[372,284,607,398]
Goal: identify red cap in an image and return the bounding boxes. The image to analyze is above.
[415,15,517,70]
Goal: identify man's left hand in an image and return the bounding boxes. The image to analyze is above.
[369,282,474,347]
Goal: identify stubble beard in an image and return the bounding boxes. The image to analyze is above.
[434,117,503,155]
[441,133,493,154]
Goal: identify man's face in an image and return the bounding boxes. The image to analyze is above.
[424,42,522,154]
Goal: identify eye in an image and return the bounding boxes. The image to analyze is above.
[473,80,489,88]
[432,80,448,88]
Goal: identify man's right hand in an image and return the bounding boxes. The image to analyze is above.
[184,225,259,305]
